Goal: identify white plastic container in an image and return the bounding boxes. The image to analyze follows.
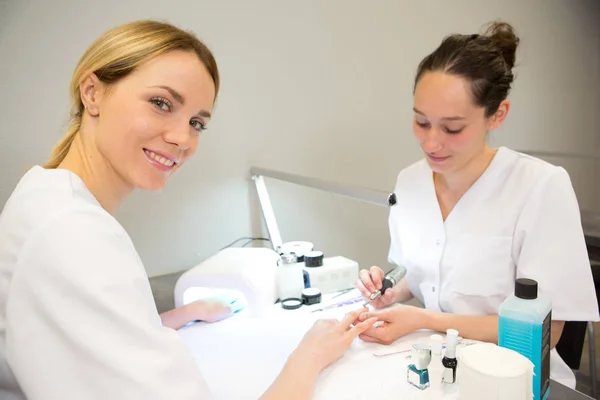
[459,343,534,400]
[276,253,305,300]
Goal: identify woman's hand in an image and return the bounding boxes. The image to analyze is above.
[291,307,378,372]
[259,308,378,400]
[159,298,234,329]
[353,304,426,345]
[188,299,233,323]
[355,266,399,309]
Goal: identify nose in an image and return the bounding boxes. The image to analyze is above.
[420,128,444,154]
[163,120,193,151]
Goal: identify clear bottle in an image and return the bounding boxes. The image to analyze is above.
[498,278,552,400]
[276,253,305,301]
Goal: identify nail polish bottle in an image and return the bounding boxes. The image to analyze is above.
[442,329,459,384]
[430,334,443,358]
[428,334,444,384]
[407,343,432,390]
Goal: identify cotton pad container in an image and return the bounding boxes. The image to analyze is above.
[458,343,534,400]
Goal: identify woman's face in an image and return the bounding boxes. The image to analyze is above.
[84,50,216,191]
[412,71,506,175]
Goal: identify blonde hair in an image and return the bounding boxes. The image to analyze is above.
[44,20,220,169]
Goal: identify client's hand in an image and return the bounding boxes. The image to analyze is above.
[355,266,399,309]
[291,307,377,372]
[160,298,235,329]
[353,304,426,345]
[188,299,233,323]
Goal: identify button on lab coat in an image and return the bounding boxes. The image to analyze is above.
[388,147,600,388]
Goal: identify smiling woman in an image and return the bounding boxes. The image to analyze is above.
[0,19,376,400]
[43,21,219,212]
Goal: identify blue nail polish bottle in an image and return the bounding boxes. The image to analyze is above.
[407,343,432,390]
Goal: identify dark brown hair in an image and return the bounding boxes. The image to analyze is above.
[414,21,520,117]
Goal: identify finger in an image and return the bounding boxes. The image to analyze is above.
[382,289,396,304]
[217,305,231,315]
[338,307,368,331]
[347,317,378,339]
[360,304,398,321]
[349,318,362,328]
[358,333,387,344]
[369,266,384,290]
[354,279,371,299]
[355,310,376,323]
[357,323,392,344]
[359,269,376,293]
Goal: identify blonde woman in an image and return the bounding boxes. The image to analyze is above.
[0,20,377,400]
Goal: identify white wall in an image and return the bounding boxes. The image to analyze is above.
[1,0,599,276]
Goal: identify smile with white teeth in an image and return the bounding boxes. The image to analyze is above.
[144,149,175,167]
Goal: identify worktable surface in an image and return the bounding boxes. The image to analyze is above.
[177,289,594,400]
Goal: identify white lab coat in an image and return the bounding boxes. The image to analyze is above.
[388,146,600,389]
[0,166,212,399]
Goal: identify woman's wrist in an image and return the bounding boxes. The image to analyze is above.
[393,287,411,304]
[259,349,320,400]
[287,348,322,377]
[415,307,434,330]
[393,287,403,304]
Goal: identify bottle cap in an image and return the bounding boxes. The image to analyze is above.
[302,288,322,305]
[388,192,397,206]
[281,298,303,310]
[304,251,324,267]
[278,253,298,265]
[411,343,432,370]
[515,278,538,300]
[445,329,459,358]
[277,241,314,262]
[430,334,443,355]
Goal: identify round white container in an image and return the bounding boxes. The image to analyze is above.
[458,343,534,400]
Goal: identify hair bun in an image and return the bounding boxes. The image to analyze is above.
[483,21,520,70]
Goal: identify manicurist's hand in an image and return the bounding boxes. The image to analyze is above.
[353,304,426,345]
[355,266,400,309]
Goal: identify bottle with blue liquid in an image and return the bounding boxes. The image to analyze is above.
[498,278,552,400]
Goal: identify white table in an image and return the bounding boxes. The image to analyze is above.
[177,289,593,400]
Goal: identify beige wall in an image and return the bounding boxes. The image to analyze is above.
[1,0,599,276]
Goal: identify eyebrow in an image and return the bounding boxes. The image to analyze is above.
[413,107,465,121]
[153,85,212,118]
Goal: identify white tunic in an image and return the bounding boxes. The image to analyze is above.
[388,146,600,388]
[0,166,212,399]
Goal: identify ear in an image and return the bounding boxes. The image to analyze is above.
[487,99,510,131]
[79,73,104,116]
